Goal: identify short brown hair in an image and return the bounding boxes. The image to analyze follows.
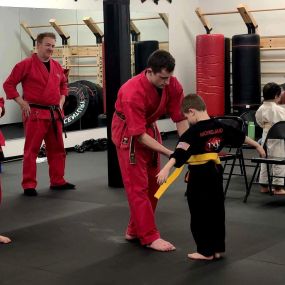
[36,32,56,43]
[147,50,175,73]
[182,94,206,113]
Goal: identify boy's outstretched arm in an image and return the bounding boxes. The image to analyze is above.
[244,136,266,158]
[157,158,176,185]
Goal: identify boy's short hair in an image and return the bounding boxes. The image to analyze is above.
[182,94,206,113]
[263,82,281,100]
[36,32,56,43]
[147,50,175,74]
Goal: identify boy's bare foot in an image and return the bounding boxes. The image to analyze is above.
[214,252,223,259]
[147,238,176,252]
[0,235,11,244]
[260,186,269,193]
[187,252,214,260]
[125,233,138,241]
[273,188,285,195]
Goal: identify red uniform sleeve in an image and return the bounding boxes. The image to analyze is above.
[167,77,186,122]
[122,96,147,136]
[3,61,29,100]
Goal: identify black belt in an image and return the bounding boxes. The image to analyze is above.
[29,103,67,138]
[115,110,126,121]
[115,109,157,166]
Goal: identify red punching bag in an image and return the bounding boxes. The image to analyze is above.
[196,34,225,116]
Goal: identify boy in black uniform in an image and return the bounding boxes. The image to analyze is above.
[157,94,265,260]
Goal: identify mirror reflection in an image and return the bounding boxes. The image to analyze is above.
[0,7,169,142]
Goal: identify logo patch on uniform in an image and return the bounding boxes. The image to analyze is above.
[122,137,129,144]
[177,142,190,150]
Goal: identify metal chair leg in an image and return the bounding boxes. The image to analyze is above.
[244,163,259,203]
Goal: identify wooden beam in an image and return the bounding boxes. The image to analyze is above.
[195,7,212,34]
[260,37,285,49]
[130,20,140,41]
[159,13,169,28]
[83,17,104,43]
[20,21,36,46]
[49,18,70,45]
[237,4,258,33]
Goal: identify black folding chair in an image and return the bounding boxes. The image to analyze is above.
[245,121,285,202]
[215,116,249,198]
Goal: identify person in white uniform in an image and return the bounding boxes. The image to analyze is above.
[255,82,285,194]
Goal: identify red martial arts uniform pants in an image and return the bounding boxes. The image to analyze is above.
[22,116,66,189]
[116,144,161,245]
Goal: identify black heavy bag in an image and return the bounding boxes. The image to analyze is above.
[232,34,261,111]
[134,40,159,75]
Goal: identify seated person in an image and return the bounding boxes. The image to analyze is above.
[256,82,285,194]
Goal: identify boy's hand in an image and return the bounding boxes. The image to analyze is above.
[156,168,170,185]
[256,145,266,158]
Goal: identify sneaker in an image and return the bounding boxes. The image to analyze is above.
[50,182,76,190]
[24,188,38,196]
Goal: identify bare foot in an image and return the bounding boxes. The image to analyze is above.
[273,189,285,195]
[187,252,214,260]
[260,186,269,193]
[214,252,223,259]
[0,235,11,244]
[125,233,138,241]
[147,238,176,252]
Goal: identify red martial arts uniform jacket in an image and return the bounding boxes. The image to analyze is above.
[3,53,68,119]
[112,70,185,148]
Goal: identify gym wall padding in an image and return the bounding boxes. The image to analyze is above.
[196,34,225,116]
[232,34,261,109]
[134,40,159,75]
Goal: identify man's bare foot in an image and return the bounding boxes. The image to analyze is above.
[273,188,285,195]
[0,235,11,244]
[214,252,223,259]
[125,233,138,241]
[187,252,214,260]
[146,238,176,252]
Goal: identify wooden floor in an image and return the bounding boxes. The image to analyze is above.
[1,134,285,285]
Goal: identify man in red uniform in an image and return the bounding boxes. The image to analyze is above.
[112,50,188,251]
[3,32,75,196]
[0,97,11,243]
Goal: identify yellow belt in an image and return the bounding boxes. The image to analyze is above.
[154,153,221,200]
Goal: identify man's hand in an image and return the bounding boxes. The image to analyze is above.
[20,100,31,117]
[14,97,31,117]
